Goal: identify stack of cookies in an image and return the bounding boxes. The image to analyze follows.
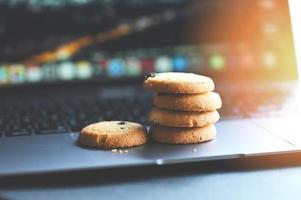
[144,72,222,144]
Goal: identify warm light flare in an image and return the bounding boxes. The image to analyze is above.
[289,0,301,79]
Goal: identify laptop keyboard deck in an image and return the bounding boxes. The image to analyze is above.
[1,85,298,138]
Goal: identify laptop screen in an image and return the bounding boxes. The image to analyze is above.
[0,0,298,87]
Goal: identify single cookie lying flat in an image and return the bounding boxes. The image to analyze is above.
[154,92,222,112]
[144,72,214,94]
[78,121,147,149]
[150,124,216,144]
[149,108,219,127]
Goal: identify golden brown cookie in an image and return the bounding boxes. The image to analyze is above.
[149,108,220,127]
[144,72,214,94]
[150,124,216,144]
[154,92,222,112]
[78,121,148,149]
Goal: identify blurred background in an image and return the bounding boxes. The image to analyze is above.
[0,0,298,87]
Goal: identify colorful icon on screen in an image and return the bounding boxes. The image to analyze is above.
[240,52,255,68]
[262,51,277,69]
[262,23,278,35]
[173,55,188,71]
[258,0,276,9]
[209,54,225,71]
[186,54,205,73]
[126,57,142,76]
[141,58,154,73]
[227,54,239,68]
[8,64,26,84]
[107,58,125,77]
[0,66,8,84]
[99,59,107,72]
[77,61,93,79]
[155,56,172,72]
[42,63,58,81]
[26,66,42,82]
[58,62,76,80]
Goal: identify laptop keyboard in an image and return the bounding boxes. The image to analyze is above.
[0,95,152,137]
[226,85,301,120]
[219,88,295,119]
[0,87,298,137]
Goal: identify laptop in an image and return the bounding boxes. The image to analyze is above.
[0,0,301,177]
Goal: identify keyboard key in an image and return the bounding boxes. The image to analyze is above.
[36,126,67,135]
[0,94,158,135]
[5,130,31,137]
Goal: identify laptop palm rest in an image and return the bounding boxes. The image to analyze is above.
[0,119,297,177]
[252,116,301,147]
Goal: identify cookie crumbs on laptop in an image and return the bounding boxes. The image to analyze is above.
[145,72,221,144]
[79,121,147,149]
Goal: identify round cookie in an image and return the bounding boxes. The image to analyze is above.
[154,92,222,112]
[78,121,147,149]
[150,124,216,144]
[149,108,220,127]
[144,72,214,94]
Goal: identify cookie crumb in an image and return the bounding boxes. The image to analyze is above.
[112,149,128,154]
[193,149,197,152]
